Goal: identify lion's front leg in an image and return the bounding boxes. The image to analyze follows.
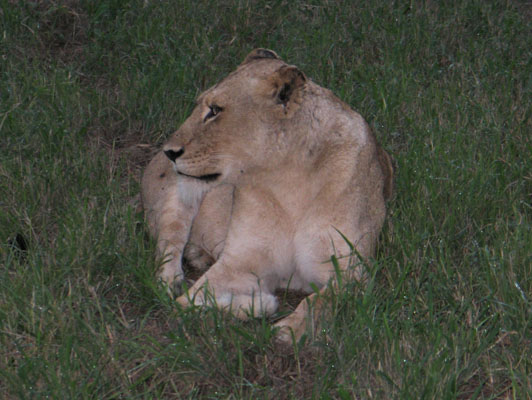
[142,152,199,290]
[177,187,284,318]
[176,251,279,319]
[183,184,233,272]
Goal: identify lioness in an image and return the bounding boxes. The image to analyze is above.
[142,49,393,343]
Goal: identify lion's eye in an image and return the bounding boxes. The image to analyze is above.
[204,105,223,122]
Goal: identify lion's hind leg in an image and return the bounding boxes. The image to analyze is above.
[272,225,371,345]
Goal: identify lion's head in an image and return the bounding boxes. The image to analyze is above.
[162,49,315,184]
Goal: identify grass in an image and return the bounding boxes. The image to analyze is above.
[1,0,530,398]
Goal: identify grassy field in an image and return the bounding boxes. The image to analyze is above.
[1,0,531,398]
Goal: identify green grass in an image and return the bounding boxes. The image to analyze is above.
[1,0,531,398]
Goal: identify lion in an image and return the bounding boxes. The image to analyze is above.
[141,49,393,343]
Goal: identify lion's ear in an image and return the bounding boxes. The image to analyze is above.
[272,65,307,107]
[241,48,280,65]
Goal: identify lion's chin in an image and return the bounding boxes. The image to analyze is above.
[177,171,221,182]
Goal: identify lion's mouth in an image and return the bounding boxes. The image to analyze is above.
[177,171,221,182]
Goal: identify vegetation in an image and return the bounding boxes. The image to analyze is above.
[1,0,530,398]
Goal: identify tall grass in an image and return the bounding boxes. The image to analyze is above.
[1,0,530,398]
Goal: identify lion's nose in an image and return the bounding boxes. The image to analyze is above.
[164,147,184,162]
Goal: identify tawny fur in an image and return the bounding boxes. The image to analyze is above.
[141,49,393,343]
